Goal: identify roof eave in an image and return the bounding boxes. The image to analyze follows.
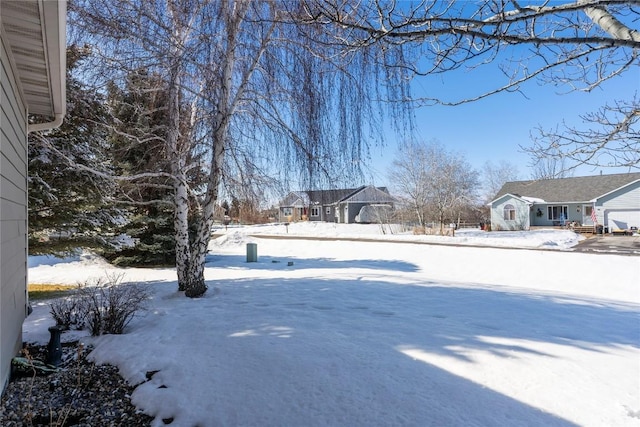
[28,0,66,132]
[3,0,66,128]
[42,0,66,117]
[488,193,530,205]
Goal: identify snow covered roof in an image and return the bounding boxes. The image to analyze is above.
[521,196,546,204]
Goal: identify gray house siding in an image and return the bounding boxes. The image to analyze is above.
[338,202,362,224]
[598,181,640,231]
[279,186,397,224]
[308,204,322,222]
[345,186,390,203]
[490,195,531,231]
[1,33,29,392]
[324,205,338,223]
[309,204,336,222]
[530,202,584,227]
[339,186,397,224]
[1,1,66,394]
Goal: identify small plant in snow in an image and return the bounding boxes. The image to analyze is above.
[49,293,88,331]
[78,273,149,336]
[50,273,149,336]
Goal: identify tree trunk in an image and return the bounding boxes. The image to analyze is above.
[182,186,218,298]
[184,250,207,298]
[173,176,191,292]
[180,1,244,298]
[166,9,194,294]
[415,204,424,228]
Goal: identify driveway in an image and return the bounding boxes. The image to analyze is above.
[574,235,640,255]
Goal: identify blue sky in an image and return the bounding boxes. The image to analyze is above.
[364,61,638,185]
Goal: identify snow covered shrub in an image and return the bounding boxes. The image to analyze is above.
[76,273,150,336]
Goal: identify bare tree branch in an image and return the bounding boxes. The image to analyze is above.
[524,96,640,171]
[305,0,640,171]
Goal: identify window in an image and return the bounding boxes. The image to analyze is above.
[282,207,292,216]
[547,205,568,221]
[311,207,320,217]
[503,204,516,221]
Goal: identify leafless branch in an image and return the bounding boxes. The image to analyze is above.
[523,96,640,171]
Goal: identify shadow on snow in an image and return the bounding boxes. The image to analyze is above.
[205,253,420,273]
[114,270,640,426]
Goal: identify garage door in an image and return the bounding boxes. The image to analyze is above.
[605,209,640,230]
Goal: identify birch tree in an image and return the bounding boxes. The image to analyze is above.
[525,98,640,170]
[71,0,406,297]
[304,0,640,171]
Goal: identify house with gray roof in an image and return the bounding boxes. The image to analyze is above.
[279,185,398,224]
[489,173,640,232]
[1,1,66,392]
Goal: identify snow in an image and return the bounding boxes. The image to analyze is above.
[522,196,546,204]
[25,223,640,427]
[213,222,585,250]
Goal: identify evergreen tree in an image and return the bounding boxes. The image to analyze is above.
[103,69,177,266]
[28,46,121,256]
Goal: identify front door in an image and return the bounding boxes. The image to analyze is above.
[582,205,595,225]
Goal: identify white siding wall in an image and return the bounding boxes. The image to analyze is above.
[1,32,29,392]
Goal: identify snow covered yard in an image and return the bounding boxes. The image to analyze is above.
[26,225,639,426]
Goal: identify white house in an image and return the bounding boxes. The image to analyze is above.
[489,173,640,232]
[1,0,66,392]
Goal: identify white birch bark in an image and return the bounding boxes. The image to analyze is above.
[580,1,640,43]
[182,0,253,297]
[166,1,193,293]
